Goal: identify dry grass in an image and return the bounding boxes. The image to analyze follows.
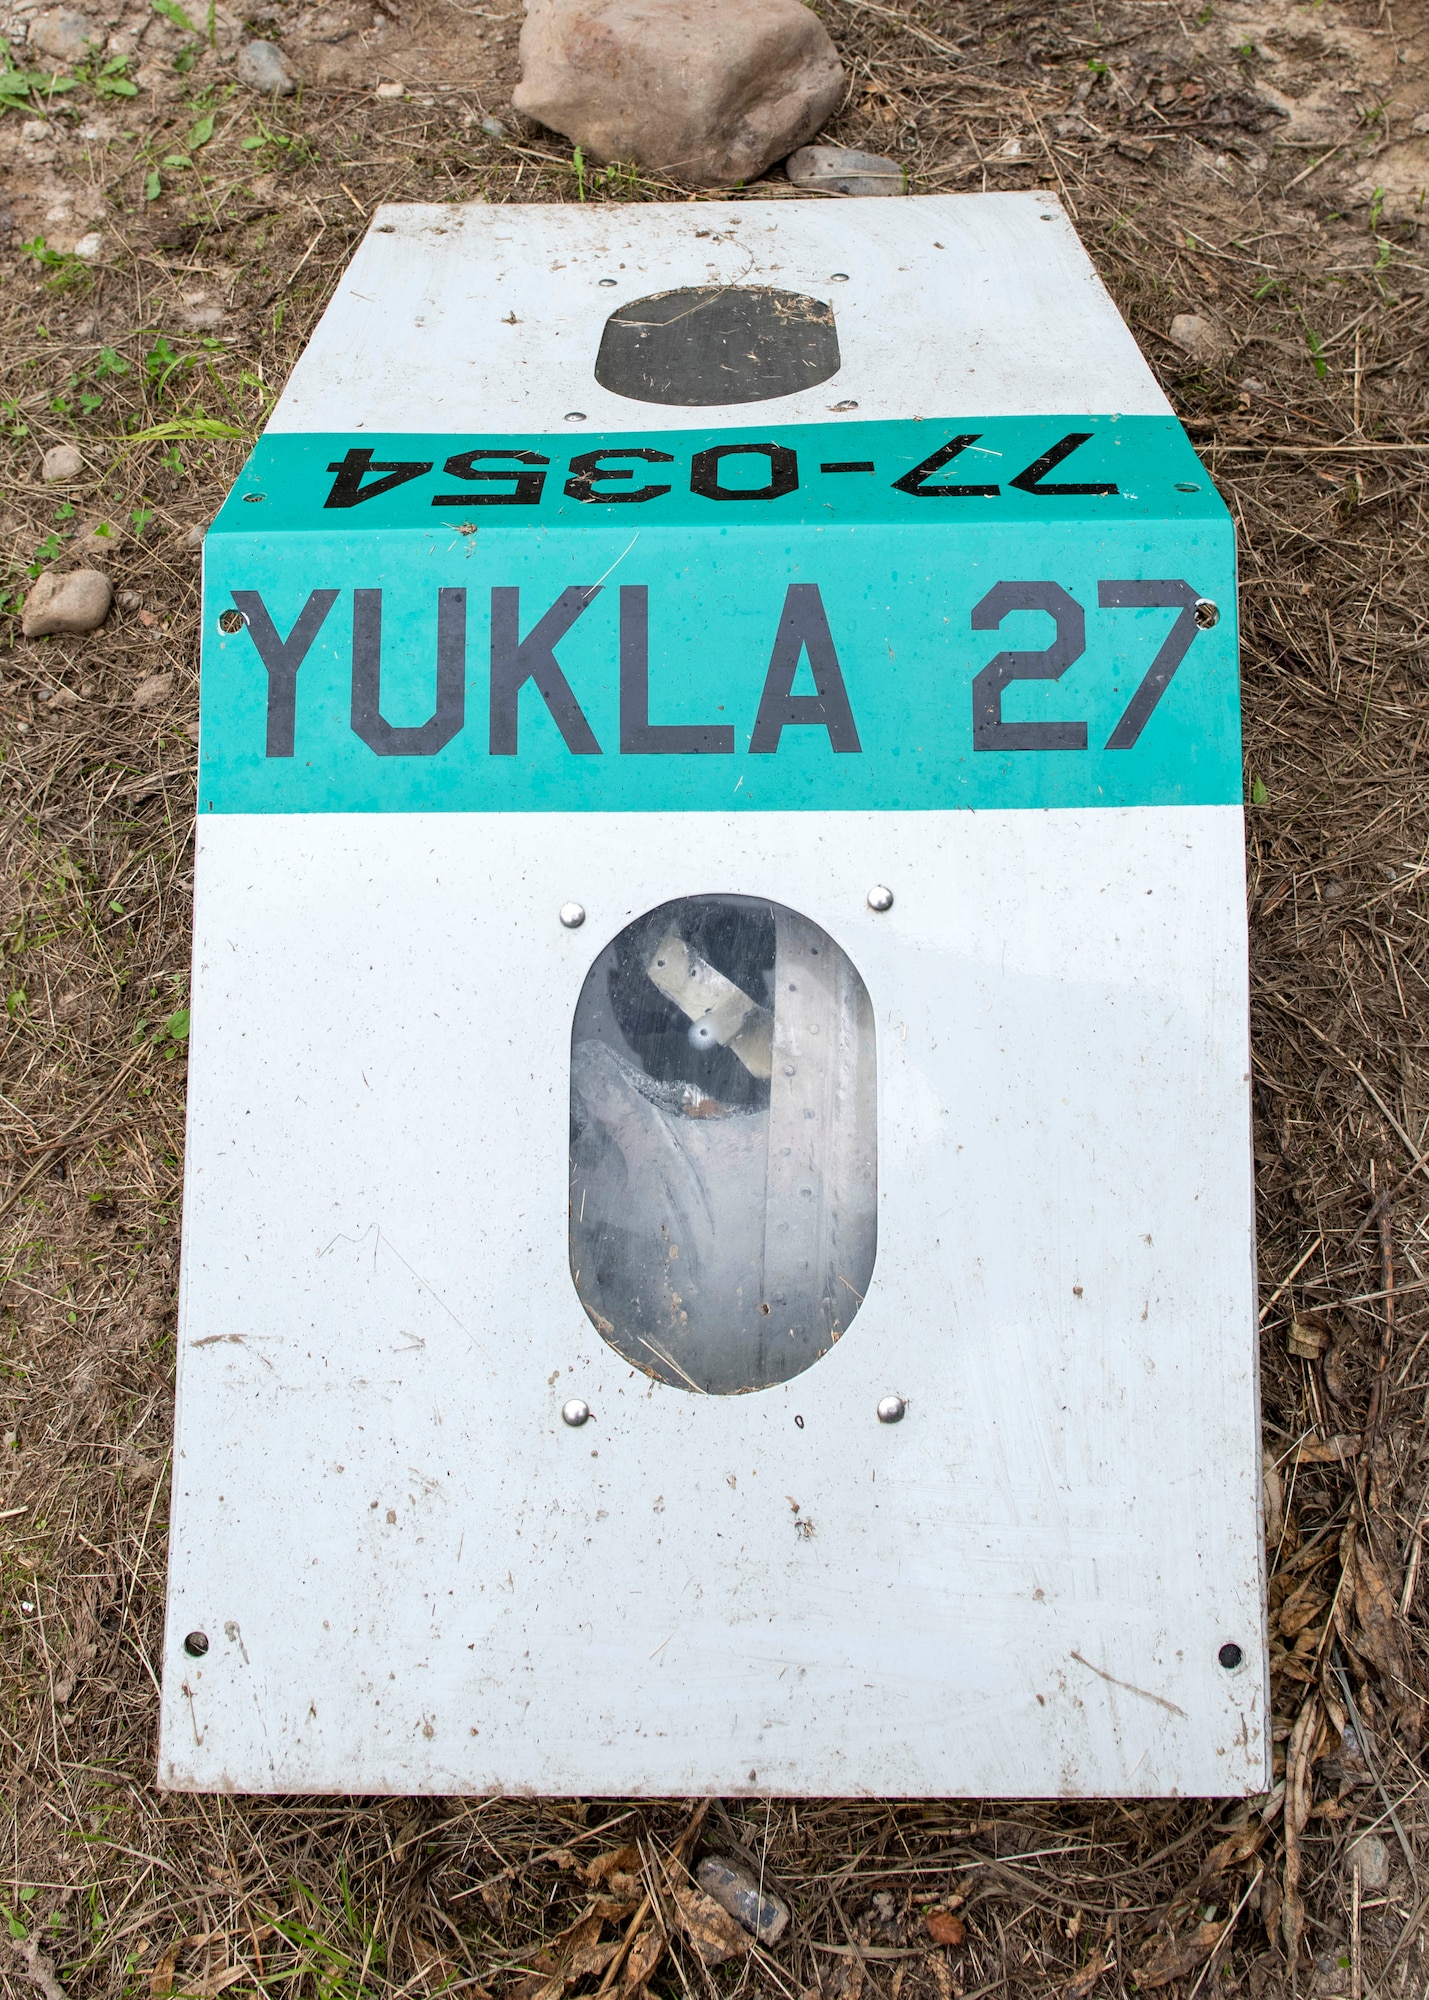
[2,0,1429,1992]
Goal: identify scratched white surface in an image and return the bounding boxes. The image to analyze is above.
[161,807,1267,1795]
[266,193,1173,436]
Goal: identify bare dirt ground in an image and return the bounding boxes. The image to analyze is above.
[2,0,1429,1993]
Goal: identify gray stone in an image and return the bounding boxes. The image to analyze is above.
[42,443,85,482]
[1347,1833,1391,1892]
[22,569,113,639]
[480,114,506,139]
[29,8,97,61]
[236,37,295,92]
[694,1856,790,1945]
[1168,312,1227,366]
[513,0,844,188]
[786,143,903,196]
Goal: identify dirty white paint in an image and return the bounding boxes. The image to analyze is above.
[163,807,1266,1795]
[268,192,1172,435]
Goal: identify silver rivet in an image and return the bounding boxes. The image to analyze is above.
[598,278,617,286]
[867,885,894,912]
[876,1395,906,1424]
[559,902,586,929]
[830,272,849,281]
[1195,599,1220,629]
[242,493,265,503]
[1176,481,1200,493]
[561,1398,590,1427]
[564,411,587,423]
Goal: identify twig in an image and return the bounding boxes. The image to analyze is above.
[593,1801,710,1998]
[1186,1865,1263,2000]
[1284,142,1347,191]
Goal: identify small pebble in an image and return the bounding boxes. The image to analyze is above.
[236,38,296,93]
[22,569,112,638]
[118,590,143,611]
[28,6,96,62]
[74,231,104,261]
[785,143,904,196]
[694,1855,790,1945]
[1347,1832,1390,1892]
[480,114,506,139]
[185,522,206,549]
[42,443,84,482]
[374,79,404,98]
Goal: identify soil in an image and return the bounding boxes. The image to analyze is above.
[2,0,1429,1994]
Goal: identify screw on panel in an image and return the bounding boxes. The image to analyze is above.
[867,885,894,913]
[1195,600,1220,629]
[562,1398,591,1427]
[1218,1642,1244,1669]
[830,273,849,282]
[564,412,587,423]
[599,278,618,287]
[183,1630,210,1657]
[876,1395,906,1424]
[560,902,586,929]
[1176,482,1201,493]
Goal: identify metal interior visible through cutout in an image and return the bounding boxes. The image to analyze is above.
[594,288,841,408]
[569,894,877,1393]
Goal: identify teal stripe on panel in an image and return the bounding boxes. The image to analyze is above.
[199,418,1239,815]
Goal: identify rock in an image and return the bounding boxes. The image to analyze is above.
[42,443,85,482]
[786,143,903,196]
[133,671,176,708]
[480,113,506,138]
[74,231,105,261]
[1168,312,1227,366]
[374,78,404,97]
[513,0,845,188]
[22,569,113,639]
[236,38,295,92]
[1414,112,1429,136]
[1347,1833,1390,1892]
[117,589,143,610]
[694,1856,790,1945]
[185,522,206,549]
[28,7,96,61]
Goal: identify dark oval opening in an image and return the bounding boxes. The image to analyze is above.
[594,287,841,408]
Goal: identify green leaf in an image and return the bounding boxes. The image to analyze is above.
[239,132,263,149]
[144,168,161,198]
[151,0,197,30]
[188,111,213,147]
[163,1008,190,1040]
[1251,777,1268,806]
[162,151,190,166]
[99,74,138,95]
[96,344,130,377]
[130,505,154,531]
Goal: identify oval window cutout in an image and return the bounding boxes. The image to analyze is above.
[569,894,877,1394]
[594,288,840,407]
